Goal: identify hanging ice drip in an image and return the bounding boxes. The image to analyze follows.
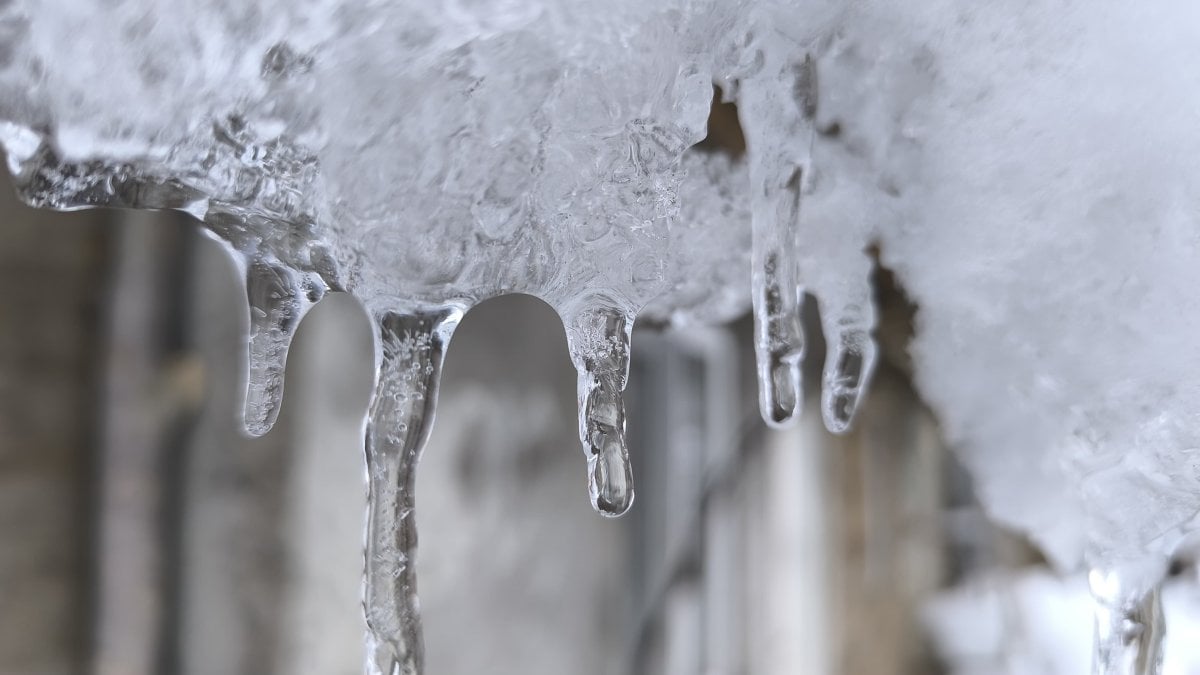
[4,1,1200,673]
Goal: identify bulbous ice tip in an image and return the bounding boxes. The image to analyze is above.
[587,432,635,517]
[760,356,802,428]
[593,492,634,518]
[820,328,875,434]
[242,383,281,438]
[821,391,856,435]
[564,301,637,518]
[241,325,290,437]
[243,422,272,438]
[581,372,636,517]
[751,250,805,429]
[241,261,316,438]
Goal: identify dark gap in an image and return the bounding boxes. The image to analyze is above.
[1168,556,1190,578]
[866,242,917,377]
[819,120,842,138]
[692,84,746,159]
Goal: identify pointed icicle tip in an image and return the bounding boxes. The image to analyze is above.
[564,299,636,517]
[241,261,323,437]
[820,318,877,435]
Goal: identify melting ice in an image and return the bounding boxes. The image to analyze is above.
[3,0,1200,673]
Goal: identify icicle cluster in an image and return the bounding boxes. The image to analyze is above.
[4,1,1200,672]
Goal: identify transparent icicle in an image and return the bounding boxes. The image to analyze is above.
[751,232,805,428]
[362,307,462,675]
[741,56,817,429]
[242,260,324,436]
[563,299,636,517]
[1089,563,1166,675]
[820,303,877,433]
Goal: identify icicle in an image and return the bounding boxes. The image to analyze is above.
[563,299,636,517]
[362,307,462,675]
[743,55,817,429]
[242,260,323,437]
[750,171,806,428]
[1089,563,1166,675]
[820,305,877,434]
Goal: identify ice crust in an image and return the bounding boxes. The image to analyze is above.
[3,0,1200,671]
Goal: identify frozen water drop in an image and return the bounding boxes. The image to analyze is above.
[820,317,877,434]
[752,247,804,428]
[242,260,322,437]
[583,421,634,517]
[563,300,636,517]
[362,306,462,675]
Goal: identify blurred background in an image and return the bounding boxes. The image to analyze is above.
[0,103,1097,675]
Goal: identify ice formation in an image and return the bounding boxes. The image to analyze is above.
[2,0,1199,672]
[925,568,1200,675]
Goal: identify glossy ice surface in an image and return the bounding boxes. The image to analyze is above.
[3,1,1200,672]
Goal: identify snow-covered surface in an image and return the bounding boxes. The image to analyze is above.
[3,0,1200,671]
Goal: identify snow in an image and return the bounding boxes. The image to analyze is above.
[4,0,1200,671]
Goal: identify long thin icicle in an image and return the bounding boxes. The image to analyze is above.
[1089,564,1166,675]
[563,299,636,517]
[242,260,323,436]
[741,55,817,429]
[363,307,462,675]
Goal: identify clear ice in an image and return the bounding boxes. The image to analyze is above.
[4,0,1200,673]
[243,259,324,436]
[364,308,461,675]
[564,299,637,517]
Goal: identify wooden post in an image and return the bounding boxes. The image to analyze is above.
[0,173,111,674]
